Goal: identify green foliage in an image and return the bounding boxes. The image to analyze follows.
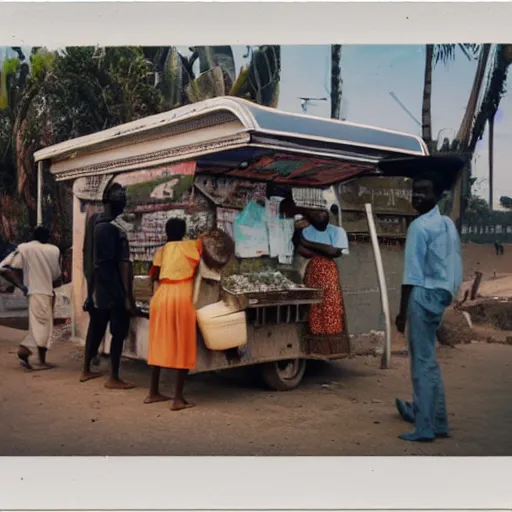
[499,196,512,210]
[463,195,512,231]
[466,195,490,217]
[0,45,165,245]
[28,46,163,142]
[195,46,236,84]
[30,49,56,79]
[246,45,281,107]
[1,44,282,246]
[433,44,480,66]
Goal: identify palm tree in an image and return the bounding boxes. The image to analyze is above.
[330,45,342,119]
[449,45,511,222]
[455,44,491,149]
[467,44,512,208]
[447,44,491,223]
[422,44,480,147]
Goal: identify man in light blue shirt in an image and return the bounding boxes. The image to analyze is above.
[395,170,463,442]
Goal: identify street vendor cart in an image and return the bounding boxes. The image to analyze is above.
[34,97,429,390]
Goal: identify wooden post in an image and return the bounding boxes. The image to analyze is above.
[365,203,391,369]
[470,271,483,301]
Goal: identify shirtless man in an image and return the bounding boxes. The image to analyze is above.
[0,226,62,370]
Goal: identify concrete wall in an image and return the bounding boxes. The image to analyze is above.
[340,240,404,335]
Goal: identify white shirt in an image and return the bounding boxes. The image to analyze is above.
[0,241,61,296]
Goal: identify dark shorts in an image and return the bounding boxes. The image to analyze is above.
[89,307,130,341]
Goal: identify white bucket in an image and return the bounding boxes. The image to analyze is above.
[197,300,247,351]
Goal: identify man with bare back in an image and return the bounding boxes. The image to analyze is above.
[80,183,137,389]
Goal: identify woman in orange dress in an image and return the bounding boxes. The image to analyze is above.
[144,218,202,411]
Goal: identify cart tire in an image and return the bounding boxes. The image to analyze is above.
[260,359,307,391]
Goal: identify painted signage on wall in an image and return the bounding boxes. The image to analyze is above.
[339,176,415,215]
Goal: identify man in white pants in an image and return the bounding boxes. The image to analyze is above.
[0,226,62,370]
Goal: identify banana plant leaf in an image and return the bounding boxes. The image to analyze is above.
[195,46,236,84]
[247,46,281,107]
[160,47,184,108]
[229,66,251,99]
[186,66,225,103]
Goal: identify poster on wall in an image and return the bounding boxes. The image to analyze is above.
[105,162,215,263]
[195,175,267,209]
[112,161,196,214]
[216,207,237,240]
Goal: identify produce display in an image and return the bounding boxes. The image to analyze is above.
[223,271,304,295]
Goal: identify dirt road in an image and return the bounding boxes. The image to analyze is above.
[1,325,512,456]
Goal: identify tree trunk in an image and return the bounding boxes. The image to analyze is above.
[450,44,491,227]
[422,44,434,143]
[456,44,491,147]
[488,113,495,209]
[330,44,342,119]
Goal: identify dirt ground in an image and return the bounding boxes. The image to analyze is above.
[1,325,512,456]
[462,242,512,280]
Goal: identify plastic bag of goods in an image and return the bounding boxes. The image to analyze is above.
[233,201,269,258]
[202,228,235,270]
[196,300,247,351]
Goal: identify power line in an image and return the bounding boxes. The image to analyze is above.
[389,91,421,127]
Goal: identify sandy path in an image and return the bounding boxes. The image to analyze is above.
[1,324,512,456]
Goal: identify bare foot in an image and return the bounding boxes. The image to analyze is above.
[143,393,170,404]
[17,346,32,370]
[80,371,104,383]
[104,378,135,390]
[170,399,196,412]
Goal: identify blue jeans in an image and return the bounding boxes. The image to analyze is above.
[404,287,452,439]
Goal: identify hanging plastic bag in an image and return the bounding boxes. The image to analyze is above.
[233,200,269,258]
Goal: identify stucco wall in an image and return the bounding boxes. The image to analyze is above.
[71,195,89,341]
[340,240,404,335]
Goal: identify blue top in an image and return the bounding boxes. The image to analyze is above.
[403,205,463,298]
[302,224,349,253]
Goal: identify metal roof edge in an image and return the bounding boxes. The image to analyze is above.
[34,96,429,163]
[34,97,259,163]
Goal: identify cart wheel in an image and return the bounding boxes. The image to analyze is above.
[260,359,307,391]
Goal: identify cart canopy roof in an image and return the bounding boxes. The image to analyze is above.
[377,155,465,192]
[34,96,428,186]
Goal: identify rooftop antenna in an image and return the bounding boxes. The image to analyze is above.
[299,97,328,114]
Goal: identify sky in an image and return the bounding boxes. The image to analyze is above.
[2,45,510,207]
[229,45,512,208]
